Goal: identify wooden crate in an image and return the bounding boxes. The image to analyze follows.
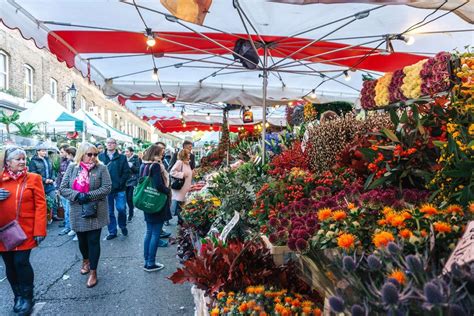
[261,234,296,266]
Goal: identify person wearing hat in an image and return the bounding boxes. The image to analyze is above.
[29,142,60,221]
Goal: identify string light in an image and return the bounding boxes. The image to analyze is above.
[152,68,158,81]
[206,113,211,121]
[288,101,294,106]
[172,104,176,111]
[402,35,415,45]
[145,28,156,47]
[275,104,281,109]
[383,35,394,55]
[343,70,351,81]
[161,93,168,105]
[309,89,317,99]
[182,122,187,128]
[209,124,213,131]
[194,127,198,131]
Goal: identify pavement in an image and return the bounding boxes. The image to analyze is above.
[0,211,194,316]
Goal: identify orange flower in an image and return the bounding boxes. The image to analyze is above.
[302,306,313,314]
[210,308,219,316]
[434,221,452,233]
[337,233,356,250]
[469,202,474,213]
[302,301,313,308]
[445,204,463,215]
[313,308,322,316]
[388,214,406,228]
[281,309,291,316]
[401,211,412,220]
[388,269,406,285]
[238,303,249,313]
[275,303,285,313]
[284,296,293,304]
[420,203,438,216]
[317,208,332,221]
[228,291,235,297]
[247,300,256,309]
[291,299,301,307]
[259,312,267,316]
[223,307,230,313]
[332,210,347,221]
[274,297,281,303]
[226,298,234,306]
[347,202,356,210]
[217,292,226,300]
[382,206,394,215]
[373,231,395,248]
[254,285,265,295]
[378,219,387,226]
[399,229,412,239]
[246,286,255,294]
[420,229,428,237]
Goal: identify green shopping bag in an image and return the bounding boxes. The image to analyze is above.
[133,166,167,214]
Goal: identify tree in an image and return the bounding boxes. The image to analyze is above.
[0,111,20,138]
[13,122,39,137]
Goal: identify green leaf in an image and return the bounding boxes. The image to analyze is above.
[359,148,377,161]
[368,176,387,190]
[443,170,468,178]
[400,111,409,124]
[432,141,447,148]
[389,109,399,127]
[364,173,375,190]
[382,128,400,143]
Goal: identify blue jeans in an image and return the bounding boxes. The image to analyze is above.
[107,191,127,235]
[171,200,184,224]
[144,221,164,266]
[60,196,71,230]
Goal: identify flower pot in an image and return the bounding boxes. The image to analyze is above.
[191,285,210,316]
[261,234,295,266]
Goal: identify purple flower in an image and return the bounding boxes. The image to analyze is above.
[343,256,356,272]
[287,238,296,251]
[350,304,365,316]
[387,242,401,255]
[367,254,382,271]
[387,278,401,290]
[268,218,280,227]
[295,238,309,252]
[329,296,345,313]
[381,283,399,305]
[306,218,318,228]
[280,218,290,227]
[268,233,278,244]
[424,281,444,305]
[405,255,422,273]
[448,304,466,316]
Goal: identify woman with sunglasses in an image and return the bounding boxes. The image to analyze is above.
[59,143,111,288]
[0,146,47,315]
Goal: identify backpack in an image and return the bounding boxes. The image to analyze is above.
[133,164,167,214]
[233,39,260,70]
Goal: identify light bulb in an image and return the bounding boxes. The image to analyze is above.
[217,102,224,106]
[309,90,317,99]
[343,70,351,81]
[183,122,187,128]
[90,136,96,143]
[145,28,156,47]
[194,127,198,131]
[265,122,270,128]
[172,104,176,111]
[152,68,158,81]
[206,113,210,121]
[275,104,281,109]
[161,98,168,105]
[288,101,293,106]
[404,35,415,45]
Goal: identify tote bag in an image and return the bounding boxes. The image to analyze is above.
[133,164,167,214]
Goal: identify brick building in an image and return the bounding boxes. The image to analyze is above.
[0,24,152,141]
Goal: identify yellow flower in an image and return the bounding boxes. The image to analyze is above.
[374,72,393,106]
[210,308,219,316]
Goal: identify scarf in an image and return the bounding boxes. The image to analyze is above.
[72,162,95,193]
[5,167,27,180]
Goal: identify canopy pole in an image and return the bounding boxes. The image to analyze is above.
[261,45,268,164]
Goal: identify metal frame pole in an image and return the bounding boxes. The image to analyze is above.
[261,46,268,164]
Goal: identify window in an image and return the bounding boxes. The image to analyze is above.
[0,51,8,90]
[50,78,58,101]
[24,65,34,101]
[80,96,87,110]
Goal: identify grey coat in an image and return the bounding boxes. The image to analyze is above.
[59,163,112,232]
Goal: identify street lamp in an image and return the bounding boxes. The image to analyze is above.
[68,83,78,112]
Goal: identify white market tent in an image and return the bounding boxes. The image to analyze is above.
[1,0,472,153]
[78,110,134,143]
[16,94,84,133]
[73,109,109,138]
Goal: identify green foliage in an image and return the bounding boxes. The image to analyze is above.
[0,110,20,135]
[13,122,39,137]
[313,101,353,119]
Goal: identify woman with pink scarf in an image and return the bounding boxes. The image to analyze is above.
[60,143,111,288]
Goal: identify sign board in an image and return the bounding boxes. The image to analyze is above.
[443,221,474,274]
[219,211,240,242]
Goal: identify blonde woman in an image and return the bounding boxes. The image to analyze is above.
[59,143,111,288]
[170,149,193,224]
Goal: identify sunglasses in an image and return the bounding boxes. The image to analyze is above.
[86,153,99,157]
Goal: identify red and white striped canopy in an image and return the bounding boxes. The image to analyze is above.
[1,0,471,107]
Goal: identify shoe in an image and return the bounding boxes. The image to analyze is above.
[160,231,171,239]
[158,240,168,248]
[17,285,34,315]
[164,221,170,226]
[121,228,128,237]
[144,263,165,272]
[73,235,78,241]
[12,284,22,313]
[58,222,66,228]
[105,234,117,240]
[68,230,76,237]
[58,228,71,236]
[86,270,98,288]
[127,216,133,223]
[80,259,90,275]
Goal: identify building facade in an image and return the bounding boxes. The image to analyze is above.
[0,24,152,141]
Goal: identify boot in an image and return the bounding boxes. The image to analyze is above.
[80,259,90,275]
[17,285,34,315]
[87,270,98,288]
[12,284,23,313]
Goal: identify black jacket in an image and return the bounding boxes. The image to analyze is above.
[29,155,55,194]
[139,163,172,223]
[168,152,195,172]
[126,154,141,187]
[98,151,131,193]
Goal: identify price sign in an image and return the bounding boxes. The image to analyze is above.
[219,211,240,242]
[443,221,474,274]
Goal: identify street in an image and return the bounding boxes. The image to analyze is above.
[0,213,194,316]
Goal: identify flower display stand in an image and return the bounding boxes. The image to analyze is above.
[191,285,210,316]
[261,235,296,266]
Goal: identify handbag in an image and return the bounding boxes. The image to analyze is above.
[170,162,185,190]
[133,164,167,214]
[0,175,28,251]
[81,201,98,218]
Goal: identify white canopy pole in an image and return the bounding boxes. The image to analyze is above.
[261,45,268,164]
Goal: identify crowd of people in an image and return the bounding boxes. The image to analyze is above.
[0,138,196,315]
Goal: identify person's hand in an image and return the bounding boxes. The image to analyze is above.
[34,236,45,245]
[45,179,54,184]
[77,193,90,205]
[0,188,10,201]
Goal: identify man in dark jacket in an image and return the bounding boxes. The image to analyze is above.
[99,138,131,240]
[124,147,141,223]
[29,142,60,221]
[167,140,196,171]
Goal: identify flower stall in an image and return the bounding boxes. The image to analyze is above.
[170,50,473,316]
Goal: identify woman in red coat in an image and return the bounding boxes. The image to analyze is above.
[0,146,47,315]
